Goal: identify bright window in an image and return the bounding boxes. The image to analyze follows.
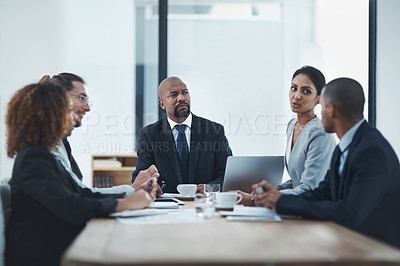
[135,0,369,156]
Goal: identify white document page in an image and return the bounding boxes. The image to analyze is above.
[222,205,282,222]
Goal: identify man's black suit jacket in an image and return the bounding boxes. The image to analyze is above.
[276,121,400,247]
[132,114,232,193]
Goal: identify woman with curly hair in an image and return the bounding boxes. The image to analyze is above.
[5,80,157,266]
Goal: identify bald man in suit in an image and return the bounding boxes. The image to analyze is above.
[132,77,232,193]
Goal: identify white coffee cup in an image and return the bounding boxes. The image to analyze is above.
[215,192,242,208]
[177,184,197,197]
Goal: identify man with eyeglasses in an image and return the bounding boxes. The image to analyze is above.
[51,73,89,180]
[48,73,158,195]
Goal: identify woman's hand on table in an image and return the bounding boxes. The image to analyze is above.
[116,179,158,211]
[116,190,152,211]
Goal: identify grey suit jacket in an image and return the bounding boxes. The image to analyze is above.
[280,117,336,195]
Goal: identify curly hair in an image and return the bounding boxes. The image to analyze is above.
[6,80,72,158]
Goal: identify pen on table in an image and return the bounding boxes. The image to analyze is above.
[160,180,166,191]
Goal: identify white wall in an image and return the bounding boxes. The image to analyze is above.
[0,0,67,180]
[0,0,136,186]
[376,0,400,158]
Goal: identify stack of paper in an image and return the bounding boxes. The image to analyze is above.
[109,209,168,218]
[150,201,179,209]
[221,205,282,222]
[155,197,186,205]
[109,202,179,219]
[115,209,200,225]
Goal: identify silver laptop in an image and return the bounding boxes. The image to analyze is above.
[222,156,284,193]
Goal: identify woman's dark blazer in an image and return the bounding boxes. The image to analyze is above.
[6,146,122,266]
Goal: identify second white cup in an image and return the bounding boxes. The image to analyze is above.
[215,192,242,208]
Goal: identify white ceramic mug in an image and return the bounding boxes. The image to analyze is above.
[215,192,242,208]
[177,184,197,197]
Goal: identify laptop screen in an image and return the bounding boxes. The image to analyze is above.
[222,156,284,193]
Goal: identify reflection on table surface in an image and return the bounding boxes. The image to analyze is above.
[62,201,400,266]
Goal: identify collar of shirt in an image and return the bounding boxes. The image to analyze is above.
[338,118,365,153]
[167,113,192,150]
[167,112,192,131]
[53,141,72,170]
[337,118,365,176]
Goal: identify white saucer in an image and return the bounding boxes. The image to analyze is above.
[170,193,195,200]
[215,204,235,209]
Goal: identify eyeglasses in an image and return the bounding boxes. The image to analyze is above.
[69,93,92,107]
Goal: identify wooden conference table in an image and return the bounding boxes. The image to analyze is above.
[62,201,400,266]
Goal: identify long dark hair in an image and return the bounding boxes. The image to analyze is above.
[292,66,326,95]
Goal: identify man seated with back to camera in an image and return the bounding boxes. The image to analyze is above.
[253,77,400,248]
[132,76,232,194]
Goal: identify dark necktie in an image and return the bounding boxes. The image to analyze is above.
[175,124,189,183]
[331,146,342,193]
